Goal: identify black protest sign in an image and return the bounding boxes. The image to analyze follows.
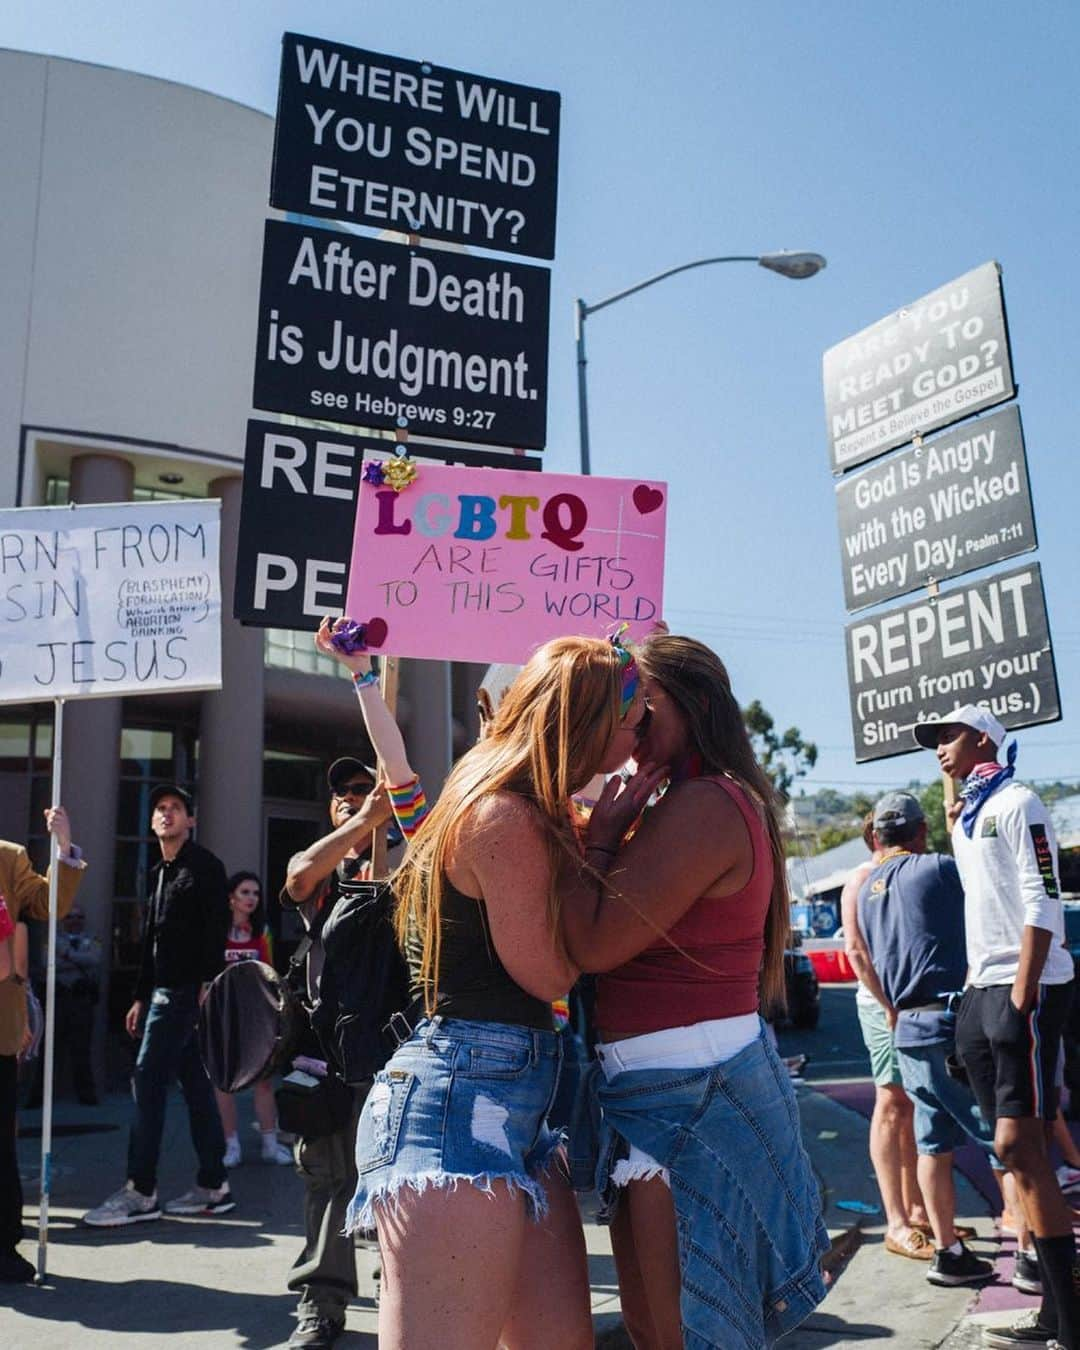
[271,33,560,260]
[835,405,1037,612]
[824,261,1015,473]
[844,562,1059,763]
[252,221,550,449]
[234,418,540,629]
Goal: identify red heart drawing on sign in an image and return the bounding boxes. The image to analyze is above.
[365,618,389,649]
[632,485,664,515]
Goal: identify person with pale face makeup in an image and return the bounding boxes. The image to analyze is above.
[915,706,1077,1350]
[84,785,232,1228]
[214,871,292,1168]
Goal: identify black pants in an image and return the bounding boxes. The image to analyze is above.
[1,1054,23,1253]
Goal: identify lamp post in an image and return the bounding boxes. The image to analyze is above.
[575,250,826,475]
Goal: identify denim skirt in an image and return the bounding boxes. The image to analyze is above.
[345,1016,563,1233]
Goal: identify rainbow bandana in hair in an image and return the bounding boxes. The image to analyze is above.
[610,623,639,719]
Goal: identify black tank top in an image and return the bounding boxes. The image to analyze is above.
[406,877,553,1031]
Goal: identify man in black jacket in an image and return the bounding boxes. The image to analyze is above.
[84,785,232,1226]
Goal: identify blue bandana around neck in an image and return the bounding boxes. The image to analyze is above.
[958,739,1018,837]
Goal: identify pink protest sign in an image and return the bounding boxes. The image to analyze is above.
[345,462,666,663]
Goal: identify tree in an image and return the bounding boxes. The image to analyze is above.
[816,825,860,853]
[742,700,818,800]
[918,779,951,855]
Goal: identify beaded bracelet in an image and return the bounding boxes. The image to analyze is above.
[352,669,379,690]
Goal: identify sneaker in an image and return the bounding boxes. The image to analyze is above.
[288,1312,345,1349]
[261,1136,294,1165]
[1056,1164,1080,1194]
[164,1183,235,1216]
[223,1136,242,1168]
[1012,1250,1042,1295]
[83,1181,161,1228]
[982,1308,1056,1346]
[927,1240,994,1287]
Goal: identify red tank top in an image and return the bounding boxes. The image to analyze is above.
[595,776,773,1035]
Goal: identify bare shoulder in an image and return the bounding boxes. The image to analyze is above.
[463,790,545,842]
[648,777,749,829]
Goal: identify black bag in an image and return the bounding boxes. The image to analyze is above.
[198,960,308,1092]
[274,1067,355,1139]
[311,880,412,1086]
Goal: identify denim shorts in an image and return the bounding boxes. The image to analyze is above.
[345,1016,562,1234]
[897,1040,1000,1164]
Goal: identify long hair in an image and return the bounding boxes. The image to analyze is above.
[227,870,266,938]
[395,635,626,1010]
[635,634,792,1011]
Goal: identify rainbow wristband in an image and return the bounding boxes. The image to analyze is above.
[352,670,379,690]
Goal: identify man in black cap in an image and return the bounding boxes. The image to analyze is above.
[84,785,231,1227]
[856,791,996,1289]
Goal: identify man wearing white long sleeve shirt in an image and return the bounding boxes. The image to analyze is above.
[915,704,1076,1350]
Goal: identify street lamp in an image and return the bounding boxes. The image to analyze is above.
[575,250,827,474]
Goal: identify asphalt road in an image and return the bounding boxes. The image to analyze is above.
[776,982,871,1081]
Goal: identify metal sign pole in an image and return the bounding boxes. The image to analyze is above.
[35,695,64,1285]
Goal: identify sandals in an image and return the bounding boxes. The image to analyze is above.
[885,1228,934,1260]
[913,1221,977,1241]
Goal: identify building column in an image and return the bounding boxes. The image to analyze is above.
[63,453,133,1095]
[196,475,264,876]
[399,659,453,801]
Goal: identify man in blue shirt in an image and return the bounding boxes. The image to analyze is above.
[858,791,996,1289]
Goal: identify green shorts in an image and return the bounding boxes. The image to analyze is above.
[856,999,902,1087]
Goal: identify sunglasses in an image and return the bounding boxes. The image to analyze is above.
[333,779,375,798]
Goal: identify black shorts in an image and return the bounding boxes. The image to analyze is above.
[955,981,1073,1124]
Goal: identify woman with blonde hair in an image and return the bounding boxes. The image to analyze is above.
[346,634,652,1350]
[561,633,828,1349]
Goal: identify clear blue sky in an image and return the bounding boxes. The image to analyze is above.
[5,1,1079,795]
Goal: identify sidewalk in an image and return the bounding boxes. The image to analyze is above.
[5,1090,625,1348]
[5,1081,1019,1348]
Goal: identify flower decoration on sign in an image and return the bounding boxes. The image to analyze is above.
[328,617,390,655]
[382,453,418,493]
[362,461,386,486]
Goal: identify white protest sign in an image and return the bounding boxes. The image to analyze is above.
[0,500,222,703]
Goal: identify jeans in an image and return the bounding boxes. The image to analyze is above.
[897,1039,999,1159]
[127,985,226,1195]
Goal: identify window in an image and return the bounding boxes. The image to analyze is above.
[264,628,351,679]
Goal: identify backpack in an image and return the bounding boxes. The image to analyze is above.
[311,879,412,1086]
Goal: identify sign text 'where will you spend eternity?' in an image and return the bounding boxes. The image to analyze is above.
[0,500,221,703]
[824,261,1015,473]
[345,464,666,663]
[253,222,550,449]
[271,33,560,259]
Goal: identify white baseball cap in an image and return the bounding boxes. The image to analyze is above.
[912,703,1006,750]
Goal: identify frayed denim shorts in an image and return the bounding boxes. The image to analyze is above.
[345,1016,563,1234]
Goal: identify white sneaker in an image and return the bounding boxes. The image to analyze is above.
[164,1183,235,1216]
[223,1136,242,1168]
[261,1135,294,1165]
[83,1181,161,1227]
[1056,1163,1080,1193]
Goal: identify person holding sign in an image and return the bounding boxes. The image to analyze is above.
[916,708,1078,1350]
[1,807,86,1283]
[345,635,649,1350]
[559,634,828,1349]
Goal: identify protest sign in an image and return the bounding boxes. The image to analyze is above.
[252,221,550,449]
[0,500,221,703]
[234,418,540,628]
[344,463,666,663]
[824,261,1014,473]
[844,562,1059,762]
[835,405,1036,611]
[271,33,560,260]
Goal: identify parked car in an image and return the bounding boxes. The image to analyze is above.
[783,942,821,1030]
